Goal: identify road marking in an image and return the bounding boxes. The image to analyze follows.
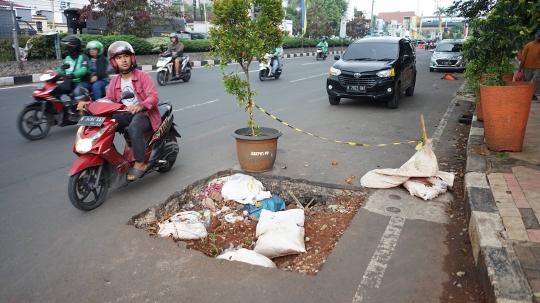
[351,82,465,302]
[352,216,406,302]
[302,62,322,65]
[290,73,328,83]
[0,84,35,90]
[431,81,466,152]
[173,99,219,112]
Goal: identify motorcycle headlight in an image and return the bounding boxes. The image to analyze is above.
[377,68,394,77]
[329,67,341,76]
[75,126,106,154]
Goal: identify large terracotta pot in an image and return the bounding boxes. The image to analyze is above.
[480,82,534,151]
[232,127,282,172]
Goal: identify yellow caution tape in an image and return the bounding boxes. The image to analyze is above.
[254,103,422,147]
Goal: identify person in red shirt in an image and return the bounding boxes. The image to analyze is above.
[518,30,540,100]
[78,41,160,180]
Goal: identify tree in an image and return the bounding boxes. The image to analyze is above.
[80,0,183,38]
[447,0,496,19]
[209,0,284,135]
[288,0,347,37]
[346,10,369,39]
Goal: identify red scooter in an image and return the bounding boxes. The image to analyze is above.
[67,92,181,211]
[17,69,91,140]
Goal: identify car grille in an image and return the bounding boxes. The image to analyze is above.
[436,59,458,65]
[338,74,378,87]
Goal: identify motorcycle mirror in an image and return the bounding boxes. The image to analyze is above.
[121,92,135,100]
[334,55,340,60]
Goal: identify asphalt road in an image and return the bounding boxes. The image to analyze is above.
[0,50,469,302]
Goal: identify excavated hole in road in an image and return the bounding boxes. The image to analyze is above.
[129,170,366,276]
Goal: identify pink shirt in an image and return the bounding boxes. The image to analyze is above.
[105,69,161,131]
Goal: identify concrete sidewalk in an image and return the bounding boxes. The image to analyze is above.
[465,95,540,302]
[0,50,344,87]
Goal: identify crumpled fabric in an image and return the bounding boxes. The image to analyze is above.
[220,173,272,205]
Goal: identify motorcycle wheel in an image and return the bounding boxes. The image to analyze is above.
[182,69,191,82]
[68,165,110,211]
[316,53,320,61]
[157,133,179,173]
[17,105,53,140]
[274,71,281,80]
[157,70,168,86]
[259,69,267,81]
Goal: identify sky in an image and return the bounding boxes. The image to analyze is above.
[347,0,456,19]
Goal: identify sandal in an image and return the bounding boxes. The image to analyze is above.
[127,164,148,181]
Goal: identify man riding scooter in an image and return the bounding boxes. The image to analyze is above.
[270,45,283,76]
[317,37,328,59]
[55,35,91,107]
[162,33,185,80]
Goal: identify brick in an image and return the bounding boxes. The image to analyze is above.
[521,209,540,229]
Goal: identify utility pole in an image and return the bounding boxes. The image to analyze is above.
[51,0,56,27]
[11,1,21,62]
[370,0,375,34]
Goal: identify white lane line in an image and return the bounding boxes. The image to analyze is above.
[290,73,328,83]
[0,84,35,90]
[430,81,466,152]
[302,62,322,65]
[173,99,219,112]
[352,216,406,303]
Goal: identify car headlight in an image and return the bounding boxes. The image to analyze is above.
[432,53,439,59]
[456,55,464,60]
[75,126,106,154]
[377,68,394,77]
[329,67,341,76]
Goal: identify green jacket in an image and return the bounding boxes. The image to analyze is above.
[317,41,328,52]
[56,54,91,83]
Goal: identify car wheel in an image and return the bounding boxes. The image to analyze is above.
[429,67,434,72]
[387,84,400,109]
[406,76,416,96]
[328,96,341,105]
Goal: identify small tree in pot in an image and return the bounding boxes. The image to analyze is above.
[209,0,284,136]
[456,0,540,151]
[208,0,285,172]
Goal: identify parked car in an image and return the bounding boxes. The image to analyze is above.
[0,10,37,38]
[190,32,209,40]
[429,39,465,72]
[326,37,417,109]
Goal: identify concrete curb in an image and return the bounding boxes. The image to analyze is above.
[465,113,533,302]
[0,50,345,88]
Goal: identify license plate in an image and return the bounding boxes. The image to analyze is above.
[346,85,366,92]
[443,61,450,65]
[78,116,105,126]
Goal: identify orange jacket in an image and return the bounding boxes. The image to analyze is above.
[519,41,540,69]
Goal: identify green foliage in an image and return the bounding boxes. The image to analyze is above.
[463,0,540,88]
[200,226,225,258]
[209,0,284,135]
[346,11,369,39]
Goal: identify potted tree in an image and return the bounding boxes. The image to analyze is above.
[208,0,284,172]
[457,0,539,151]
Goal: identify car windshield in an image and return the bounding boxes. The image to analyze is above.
[436,43,463,52]
[342,42,398,61]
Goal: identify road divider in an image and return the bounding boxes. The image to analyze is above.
[254,103,420,147]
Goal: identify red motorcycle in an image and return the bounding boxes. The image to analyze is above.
[67,93,181,211]
[17,69,91,140]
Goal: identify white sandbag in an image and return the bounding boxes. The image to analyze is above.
[216,248,277,268]
[360,139,440,189]
[221,173,272,205]
[403,172,453,201]
[157,211,207,240]
[254,209,306,258]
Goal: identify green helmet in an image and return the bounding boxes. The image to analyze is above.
[86,40,104,56]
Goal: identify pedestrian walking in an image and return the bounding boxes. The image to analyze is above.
[518,30,540,100]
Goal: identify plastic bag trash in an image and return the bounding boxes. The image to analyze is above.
[360,139,441,189]
[157,211,207,240]
[224,213,244,224]
[514,71,525,82]
[245,195,286,219]
[216,247,277,268]
[254,209,306,258]
[221,173,272,205]
[403,171,454,200]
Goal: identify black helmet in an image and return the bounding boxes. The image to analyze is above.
[61,35,82,57]
[107,41,137,73]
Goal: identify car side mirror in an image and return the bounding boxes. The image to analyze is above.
[429,49,434,53]
[403,55,410,61]
[334,55,340,60]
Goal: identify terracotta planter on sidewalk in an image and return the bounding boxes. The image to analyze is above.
[232,127,282,172]
[480,82,534,151]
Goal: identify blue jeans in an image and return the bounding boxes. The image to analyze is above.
[272,58,282,74]
[72,82,91,100]
[91,79,109,100]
